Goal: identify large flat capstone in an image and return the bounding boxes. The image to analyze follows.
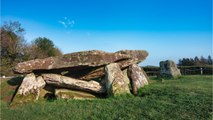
[13,50,148,80]
[13,50,131,74]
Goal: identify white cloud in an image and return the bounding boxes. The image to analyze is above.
[58,17,75,28]
[58,21,67,28]
[68,20,75,27]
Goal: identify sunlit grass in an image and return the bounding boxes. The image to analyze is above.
[1,75,212,120]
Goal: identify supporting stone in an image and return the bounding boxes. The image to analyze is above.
[55,89,96,100]
[128,64,149,95]
[11,73,46,106]
[42,74,106,94]
[105,63,130,96]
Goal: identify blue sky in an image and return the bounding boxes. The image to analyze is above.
[1,0,212,66]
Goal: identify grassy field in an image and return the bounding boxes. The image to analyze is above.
[0,75,212,120]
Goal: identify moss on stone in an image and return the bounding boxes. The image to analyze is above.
[10,93,37,107]
[55,89,96,100]
[10,88,52,106]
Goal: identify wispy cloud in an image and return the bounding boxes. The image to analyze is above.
[58,17,75,28]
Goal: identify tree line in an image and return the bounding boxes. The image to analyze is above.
[178,56,213,66]
[0,21,63,76]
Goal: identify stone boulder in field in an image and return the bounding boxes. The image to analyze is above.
[159,60,181,78]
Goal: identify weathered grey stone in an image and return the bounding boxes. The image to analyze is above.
[116,50,149,68]
[39,88,53,99]
[42,74,106,94]
[17,74,46,97]
[159,60,181,78]
[66,50,148,80]
[122,69,130,86]
[36,76,46,89]
[55,89,96,100]
[13,50,131,74]
[13,50,148,81]
[128,64,149,95]
[64,66,105,80]
[116,50,148,65]
[11,73,46,106]
[105,63,130,96]
[10,49,151,104]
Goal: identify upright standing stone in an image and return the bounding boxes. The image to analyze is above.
[128,64,149,95]
[11,73,46,106]
[122,69,131,90]
[105,63,130,96]
[159,60,181,78]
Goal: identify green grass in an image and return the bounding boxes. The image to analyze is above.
[1,75,212,120]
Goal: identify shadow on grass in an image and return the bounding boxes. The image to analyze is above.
[7,77,24,104]
[7,77,23,86]
[44,93,57,102]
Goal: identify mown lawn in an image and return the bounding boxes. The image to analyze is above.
[0,75,212,120]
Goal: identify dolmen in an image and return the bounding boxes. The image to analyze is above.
[11,50,150,105]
